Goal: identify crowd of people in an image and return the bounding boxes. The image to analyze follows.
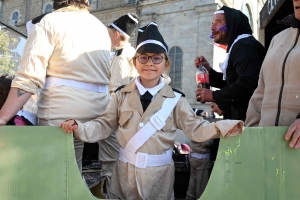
[0,0,300,199]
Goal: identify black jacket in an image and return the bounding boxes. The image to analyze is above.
[210,6,266,121]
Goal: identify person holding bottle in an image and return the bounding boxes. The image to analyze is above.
[195,6,266,121]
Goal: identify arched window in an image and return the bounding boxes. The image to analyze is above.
[242,4,253,29]
[44,3,53,13]
[11,11,19,25]
[169,46,183,89]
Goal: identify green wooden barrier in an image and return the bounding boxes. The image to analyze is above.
[0,126,100,200]
[1,126,299,200]
[201,126,300,200]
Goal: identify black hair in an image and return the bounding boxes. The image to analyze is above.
[0,75,12,109]
[52,0,90,10]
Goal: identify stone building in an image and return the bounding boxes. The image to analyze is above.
[0,0,266,115]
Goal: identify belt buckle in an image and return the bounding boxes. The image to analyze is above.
[150,113,166,130]
[135,152,148,168]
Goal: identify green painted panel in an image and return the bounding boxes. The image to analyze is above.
[0,126,100,200]
[2,126,299,200]
[201,127,300,200]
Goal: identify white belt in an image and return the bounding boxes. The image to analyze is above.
[190,152,210,160]
[44,77,108,93]
[16,110,37,125]
[118,148,173,168]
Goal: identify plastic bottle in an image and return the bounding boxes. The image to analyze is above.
[196,64,210,89]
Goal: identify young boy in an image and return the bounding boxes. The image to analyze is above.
[107,13,139,94]
[60,22,243,200]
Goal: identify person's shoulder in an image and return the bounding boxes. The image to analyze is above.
[37,11,62,27]
[172,88,185,97]
[122,43,136,58]
[32,13,51,24]
[234,36,257,46]
[126,44,136,55]
[232,37,264,53]
[114,85,126,93]
[273,27,294,40]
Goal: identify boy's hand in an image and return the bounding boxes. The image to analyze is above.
[59,119,78,133]
[0,116,7,125]
[227,121,244,136]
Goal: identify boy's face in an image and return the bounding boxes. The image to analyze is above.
[134,52,169,87]
[211,13,228,45]
[107,28,119,49]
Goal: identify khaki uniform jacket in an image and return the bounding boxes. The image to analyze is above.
[246,27,300,126]
[74,80,243,200]
[109,43,138,93]
[11,6,111,124]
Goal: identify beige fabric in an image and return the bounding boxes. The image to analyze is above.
[186,157,212,200]
[246,27,300,127]
[11,6,110,94]
[11,6,111,122]
[73,80,243,199]
[98,131,119,177]
[187,139,214,199]
[104,42,138,186]
[11,6,112,173]
[109,43,138,93]
[189,140,214,154]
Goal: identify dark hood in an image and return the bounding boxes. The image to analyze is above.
[276,14,300,29]
[220,6,253,53]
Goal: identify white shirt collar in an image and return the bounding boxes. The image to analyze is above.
[135,76,165,98]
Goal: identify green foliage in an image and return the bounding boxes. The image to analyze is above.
[0,29,18,76]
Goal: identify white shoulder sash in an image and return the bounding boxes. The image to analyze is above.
[124,92,181,153]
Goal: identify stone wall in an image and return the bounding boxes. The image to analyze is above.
[0,0,263,114]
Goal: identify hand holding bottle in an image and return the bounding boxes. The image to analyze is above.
[194,56,211,72]
[196,64,210,89]
[196,88,214,103]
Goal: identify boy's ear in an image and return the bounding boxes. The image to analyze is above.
[164,59,170,71]
[115,31,120,39]
[133,57,137,67]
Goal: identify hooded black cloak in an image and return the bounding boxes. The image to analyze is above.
[209,6,266,121]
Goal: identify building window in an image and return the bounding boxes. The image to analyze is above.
[44,3,53,14]
[129,0,136,3]
[89,0,92,5]
[169,46,183,89]
[11,11,19,25]
[242,4,253,29]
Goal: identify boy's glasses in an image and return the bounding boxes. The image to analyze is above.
[136,55,165,64]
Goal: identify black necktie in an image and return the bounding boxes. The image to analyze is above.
[140,91,153,112]
[115,48,123,56]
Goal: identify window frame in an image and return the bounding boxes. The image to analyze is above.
[43,3,53,14]
[11,10,19,26]
[168,46,183,90]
